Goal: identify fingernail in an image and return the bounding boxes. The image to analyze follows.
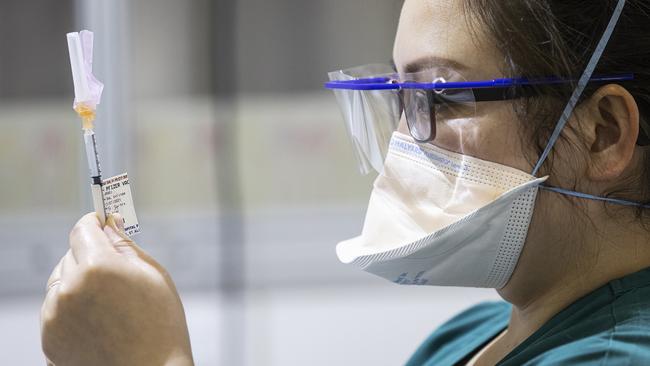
[114,214,125,233]
[106,213,125,233]
[106,214,115,227]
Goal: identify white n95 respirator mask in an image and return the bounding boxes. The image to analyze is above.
[336,132,547,288]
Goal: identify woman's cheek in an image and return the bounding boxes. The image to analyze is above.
[431,118,483,156]
[432,115,532,171]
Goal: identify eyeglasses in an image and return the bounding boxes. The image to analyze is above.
[325,63,635,175]
[326,66,634,143]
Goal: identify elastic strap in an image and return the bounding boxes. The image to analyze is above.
[532,0,627,176]
[540,185,650,209]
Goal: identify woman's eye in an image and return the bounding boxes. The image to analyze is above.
[436,101,474,120]
[431,91,474,119]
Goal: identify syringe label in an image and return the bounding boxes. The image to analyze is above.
[102,172,141,237]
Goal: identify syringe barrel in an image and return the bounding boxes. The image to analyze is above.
[83,129,101,179]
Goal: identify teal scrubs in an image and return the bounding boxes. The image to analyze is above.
[405,267,650,365]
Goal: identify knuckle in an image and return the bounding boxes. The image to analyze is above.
[69,222,84,241]
[40,306,56,328]
[55,263,111,299]
[79,259,116,284]
[54,284,77,304]
[69,213,97,241]
[81,260,106,278]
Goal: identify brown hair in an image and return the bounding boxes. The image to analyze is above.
[463,0,650,217]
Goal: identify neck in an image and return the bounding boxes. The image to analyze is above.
[502,270,596,348]
[494,206,650,357]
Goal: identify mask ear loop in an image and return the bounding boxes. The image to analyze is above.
[530,0,650,209]
[531,0,627,177]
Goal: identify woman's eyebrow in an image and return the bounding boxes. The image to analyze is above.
[400,56,470,73]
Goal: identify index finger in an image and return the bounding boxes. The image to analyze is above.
[69,212,115,264]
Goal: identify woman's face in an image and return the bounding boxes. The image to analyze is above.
[392,0,589,298]
[393,0,535,172]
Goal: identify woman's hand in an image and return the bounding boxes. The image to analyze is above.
[40,213,194,366]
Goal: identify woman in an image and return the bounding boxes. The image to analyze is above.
[41,0,650,365]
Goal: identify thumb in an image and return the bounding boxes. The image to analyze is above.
[105,214,176,286]
[104,214,138,258]
[113,212,126,233]
[104,214,162,270]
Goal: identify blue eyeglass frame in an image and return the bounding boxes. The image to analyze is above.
[324,73,634,93]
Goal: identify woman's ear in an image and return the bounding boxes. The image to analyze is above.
[581,84,639,181]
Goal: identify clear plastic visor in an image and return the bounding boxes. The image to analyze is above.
[327,63,476,175]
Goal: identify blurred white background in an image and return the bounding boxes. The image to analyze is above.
[0,0,499,364]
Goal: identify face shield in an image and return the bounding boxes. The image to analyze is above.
[327,67,640,286]
[326,64,635,175]
[326,64,402,175]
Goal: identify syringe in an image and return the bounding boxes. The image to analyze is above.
[77,105,106,224]
[67,31,107,225]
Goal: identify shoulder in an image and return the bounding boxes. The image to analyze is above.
[524,320,650,365]
[526,331,650,365]
[405,301,510,366]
